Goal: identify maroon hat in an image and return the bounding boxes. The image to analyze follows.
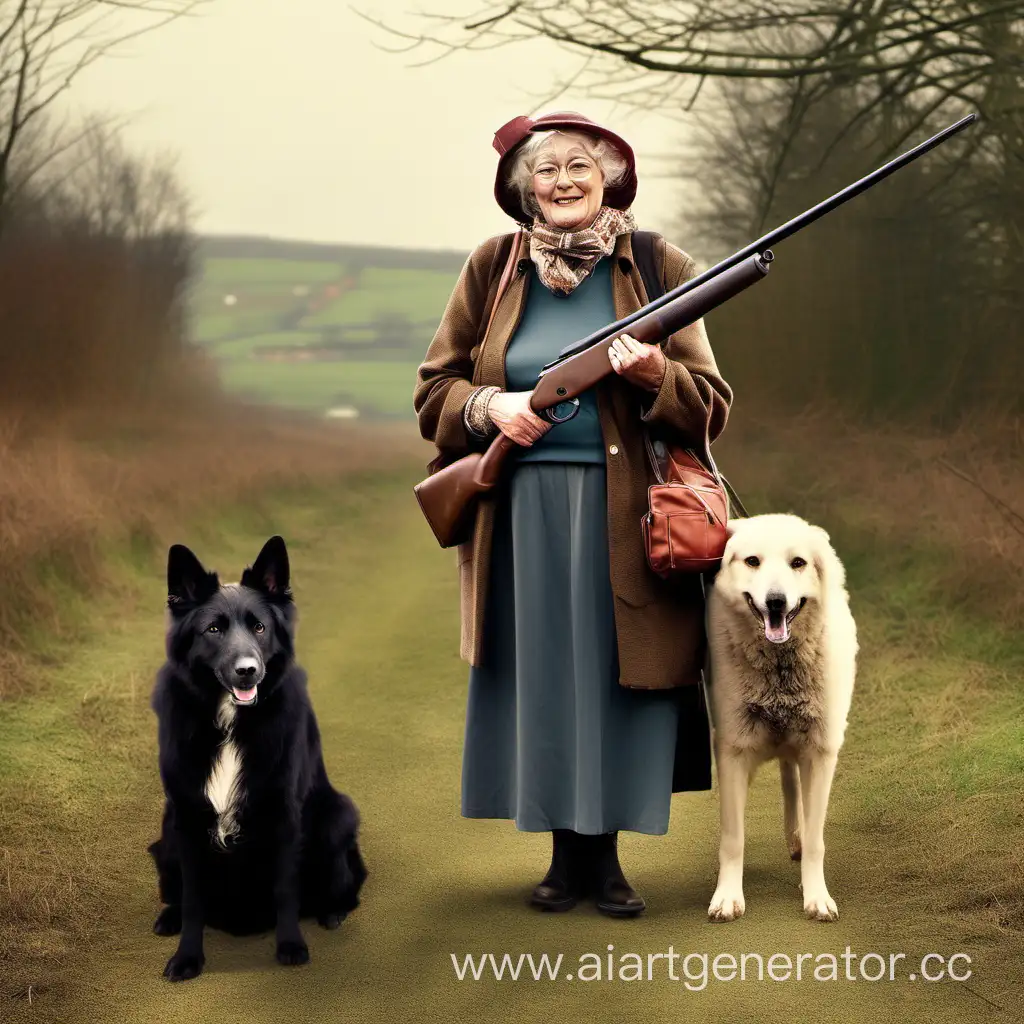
[492,111,638,224]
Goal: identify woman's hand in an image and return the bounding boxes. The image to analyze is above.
[608,334,667,392]
[487,390,553,446]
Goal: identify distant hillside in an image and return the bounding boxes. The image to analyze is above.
[190,234,471,421]
[197,235,470,273]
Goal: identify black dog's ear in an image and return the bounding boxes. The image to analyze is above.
[167,544,220,611]
[241,535,291,600]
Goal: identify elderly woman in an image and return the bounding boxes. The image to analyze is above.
[414,112,732,917]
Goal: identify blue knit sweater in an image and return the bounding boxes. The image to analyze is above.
[504,258,615,464]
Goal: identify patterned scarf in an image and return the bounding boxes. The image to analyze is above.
[529,205,637,295]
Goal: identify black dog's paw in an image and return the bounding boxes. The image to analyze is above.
[276,940,310,966]
[163,951,205,982]
[153,905,182,936]
[317,911,346,930]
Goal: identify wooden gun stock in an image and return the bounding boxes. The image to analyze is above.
[413,433,517,548]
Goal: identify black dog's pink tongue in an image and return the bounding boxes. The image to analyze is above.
[764,612,789,643]
[232,686,257,703]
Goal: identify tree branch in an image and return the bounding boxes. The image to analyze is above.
[0,0,207,224]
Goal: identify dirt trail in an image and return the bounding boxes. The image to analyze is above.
[7,472,1018,1024]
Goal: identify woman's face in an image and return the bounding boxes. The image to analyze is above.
[531,135,605,230]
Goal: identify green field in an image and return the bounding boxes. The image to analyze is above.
[300,267,458,327]
[220,360,421,416]
[201,258,349,289]
[2,465,1022,1022]
[212,331,324,359]
[190,245,463,418]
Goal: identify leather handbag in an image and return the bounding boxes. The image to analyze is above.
[641,432,730,576]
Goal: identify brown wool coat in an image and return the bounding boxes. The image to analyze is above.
[414,230,733,690]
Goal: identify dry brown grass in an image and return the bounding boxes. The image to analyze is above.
[716,402,1024,957]
[0,395,433,1006]
[1,399,1021,1014]
[715,402,1024,626]
[0,402,431,699]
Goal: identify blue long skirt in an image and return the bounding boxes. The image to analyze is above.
[460,461,684,835]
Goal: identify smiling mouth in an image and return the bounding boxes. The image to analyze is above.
[555,196,582,205]
[744,594,807,644]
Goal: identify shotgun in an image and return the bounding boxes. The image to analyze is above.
[414,112,976,549]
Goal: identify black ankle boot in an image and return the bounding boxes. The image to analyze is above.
[530,829,580,911]
[583,831,646,917]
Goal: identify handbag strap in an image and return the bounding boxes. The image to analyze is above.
[478,229,522,358]
[634,230,708,479]
[633,230,750,520]
[634,229,671,482]
[643,429,667,485]
[632,230,663,307]
[722,474,750,518]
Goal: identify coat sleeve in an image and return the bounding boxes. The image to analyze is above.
[638,238,733,450]
[414,235,505,456]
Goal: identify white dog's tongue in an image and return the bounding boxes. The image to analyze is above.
[764,613,789,644]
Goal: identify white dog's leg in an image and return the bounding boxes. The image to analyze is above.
[780,758,802,861]
[708,750,750,922]
[798,751,839,921]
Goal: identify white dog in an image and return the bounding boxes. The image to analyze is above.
[705,513,858,923]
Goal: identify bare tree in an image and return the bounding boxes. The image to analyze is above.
[0,0,206,232]
[33,113,190,237]
[370,2,1022,149]
[371,3,1024,421]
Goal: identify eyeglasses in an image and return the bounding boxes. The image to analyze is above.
[532,159,596,184]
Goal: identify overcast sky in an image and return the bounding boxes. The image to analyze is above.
[65,0,695,252]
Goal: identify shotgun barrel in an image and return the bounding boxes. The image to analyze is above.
[532,252,772,409]
[544,112,976,368]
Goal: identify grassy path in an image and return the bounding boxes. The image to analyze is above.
[3,468,1021,1023]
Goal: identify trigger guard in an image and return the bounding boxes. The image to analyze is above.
[543,398,580,424]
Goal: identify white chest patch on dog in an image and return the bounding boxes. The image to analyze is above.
[205,692,244,847]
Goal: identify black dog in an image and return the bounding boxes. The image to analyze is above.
[148,536,366,981]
